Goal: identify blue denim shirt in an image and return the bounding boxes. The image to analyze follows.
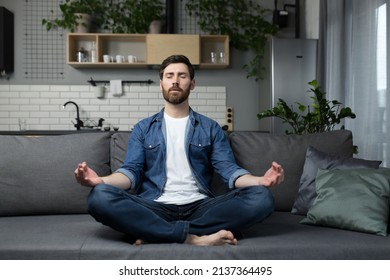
[116,108,249,199]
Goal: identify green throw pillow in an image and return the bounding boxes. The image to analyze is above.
[301,168,390,236]
[291,146,381,215]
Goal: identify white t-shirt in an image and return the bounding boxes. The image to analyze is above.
[155,113,208,205]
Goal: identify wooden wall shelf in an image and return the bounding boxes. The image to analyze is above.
[67,33,229,69]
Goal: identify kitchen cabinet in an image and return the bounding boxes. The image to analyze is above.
[67,33,229,68]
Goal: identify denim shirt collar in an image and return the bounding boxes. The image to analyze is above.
[152,107,197,124]
[153,107,198,143]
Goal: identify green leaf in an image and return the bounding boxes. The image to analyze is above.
[257,80,358,151]
[185,0,278,81]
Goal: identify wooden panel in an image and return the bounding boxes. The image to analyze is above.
[146,34,200,65]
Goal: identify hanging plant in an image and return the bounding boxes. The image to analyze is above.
[185,0,278,80]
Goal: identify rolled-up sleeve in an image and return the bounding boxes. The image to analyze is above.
[229,169,250,189]
[114,124,146,191]
[211,124,250,190]
[115,167,136,187]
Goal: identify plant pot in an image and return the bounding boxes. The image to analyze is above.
[148,20,163,34]
[75,13,92,33]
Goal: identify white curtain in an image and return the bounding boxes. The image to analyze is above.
[319,0,389,166]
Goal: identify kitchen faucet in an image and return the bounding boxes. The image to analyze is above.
[63,101,83,130]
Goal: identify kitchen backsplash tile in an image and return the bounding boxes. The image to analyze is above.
[0,85,227,131]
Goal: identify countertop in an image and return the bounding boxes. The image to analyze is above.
[0,130,126,135]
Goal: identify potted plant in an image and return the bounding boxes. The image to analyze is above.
[256,80,358,152]
[42,0,105,32]
[185,0,278,80]
[42,0,164,34]
[100,0,164,34]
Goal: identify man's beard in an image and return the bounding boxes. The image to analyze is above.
[163,85,190,105]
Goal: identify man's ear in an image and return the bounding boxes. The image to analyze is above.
[190,79,195,90]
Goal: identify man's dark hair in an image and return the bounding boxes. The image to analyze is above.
[159,55,195,80]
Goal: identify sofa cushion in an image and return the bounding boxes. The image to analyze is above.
[229,130,353,211]
[301,168,390,236]
[110,132,131,172]
[0,214,100,260]
[291,146,382,215]
[0,133,111,216]
[2,212,390,260]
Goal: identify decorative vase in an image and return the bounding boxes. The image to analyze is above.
[74,13,92,33]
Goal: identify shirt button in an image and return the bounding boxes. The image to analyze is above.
[149,145,152,148]
[198,144,202,146]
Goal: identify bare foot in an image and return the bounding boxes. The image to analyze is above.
[185,230,237,246]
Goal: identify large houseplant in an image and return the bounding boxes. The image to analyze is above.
[257,80,357,142]
[101,0,164,33]
[42,0,105,32]
[42,0,164,34]
[185,0,278,80]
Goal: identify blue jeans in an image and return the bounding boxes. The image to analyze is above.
[87,184,274,243]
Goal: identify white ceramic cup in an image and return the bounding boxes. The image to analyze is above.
[103,54,110,63]
[128,55,137,63]
[116,55,124,63]
[94,86,105,99]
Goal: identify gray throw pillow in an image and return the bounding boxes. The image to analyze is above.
[291,146,382,215]
[301,168,390,236]
[0,133,111,216]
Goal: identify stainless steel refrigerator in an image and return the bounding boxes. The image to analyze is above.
[259,38,318,134]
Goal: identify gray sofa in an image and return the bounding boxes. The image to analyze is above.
[1,130,389,260]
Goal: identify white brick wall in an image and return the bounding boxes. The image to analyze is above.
[0,84,227,131]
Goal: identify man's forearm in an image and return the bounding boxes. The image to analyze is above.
[234,174,264,188]
[101,173,131,190]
